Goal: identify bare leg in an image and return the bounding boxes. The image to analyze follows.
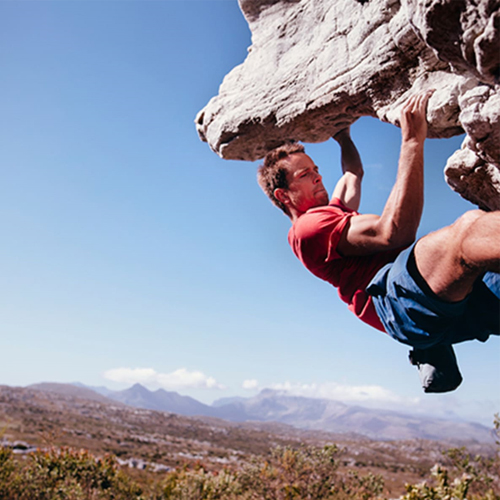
[414,210,500,302]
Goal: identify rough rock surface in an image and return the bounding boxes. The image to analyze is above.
[196,0,500,210]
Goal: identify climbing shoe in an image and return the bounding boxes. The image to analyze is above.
[409,344,463,393]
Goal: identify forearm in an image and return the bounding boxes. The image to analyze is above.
[374,91,433,248]
[332,129,364,211]
[336,90,432,257]
[334,129,364,177]
[340,139,424,256]
[377,139,424,247]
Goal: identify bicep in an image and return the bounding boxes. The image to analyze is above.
[337,214,393,256]
[332,172,362,211]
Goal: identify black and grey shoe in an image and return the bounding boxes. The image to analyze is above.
[409,344,463,393]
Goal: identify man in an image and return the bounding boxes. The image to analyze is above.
[257,90,499,393]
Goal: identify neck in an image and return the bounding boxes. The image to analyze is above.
[288,208,303,223]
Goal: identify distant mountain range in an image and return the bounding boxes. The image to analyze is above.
[28,382,495,444]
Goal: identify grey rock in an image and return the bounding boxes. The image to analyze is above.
[196,0,500,209]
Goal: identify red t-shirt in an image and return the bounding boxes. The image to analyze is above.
[288,198,401,332]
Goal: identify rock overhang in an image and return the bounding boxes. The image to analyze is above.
[196,0,500,210]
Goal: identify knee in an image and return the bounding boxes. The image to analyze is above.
[454,209,499,269]
[459,209,484,224]
[452,210,485,234]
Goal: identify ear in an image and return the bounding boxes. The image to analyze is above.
[274,188,290,206]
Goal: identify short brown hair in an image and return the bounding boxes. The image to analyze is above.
[257,142,305,215]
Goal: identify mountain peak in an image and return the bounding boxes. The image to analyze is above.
[130,383,147,390]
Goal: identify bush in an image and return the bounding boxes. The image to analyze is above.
[402,415,500,500]
[0,447,144,499]
[237,444,383,500]
[160,467,241,500]
[0,419,498,500]
[0,447,16,497]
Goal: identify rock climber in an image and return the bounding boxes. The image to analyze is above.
[257,90,500,393]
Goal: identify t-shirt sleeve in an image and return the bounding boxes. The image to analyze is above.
[293,206,353,264]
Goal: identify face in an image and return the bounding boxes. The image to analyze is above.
[277,153,329,216]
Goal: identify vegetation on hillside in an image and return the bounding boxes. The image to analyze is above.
[1,385,498,499]
[0,416,498,500]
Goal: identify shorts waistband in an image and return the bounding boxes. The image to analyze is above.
[406,246,442,302]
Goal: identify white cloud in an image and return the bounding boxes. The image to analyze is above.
[250,380,496,425]
[265,381,490,422]
[269,381,418,406]
[242,379,259,390]
[103,367,225,390]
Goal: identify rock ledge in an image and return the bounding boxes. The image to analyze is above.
[197,0,500,210]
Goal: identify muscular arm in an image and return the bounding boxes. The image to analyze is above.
[331,128,364,211]
[337,90,433,256]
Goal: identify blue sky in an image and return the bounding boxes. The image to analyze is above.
[0,0,498,428]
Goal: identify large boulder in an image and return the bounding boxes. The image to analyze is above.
[196,0,500,210]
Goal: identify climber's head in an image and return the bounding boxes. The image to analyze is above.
[258,142,329,220]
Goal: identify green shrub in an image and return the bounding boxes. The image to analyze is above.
[402,415,500,500]
[160,467,241,500]
[237,444,383,500]
[0,447,16,498]
[0,447,144,499]
[0,418,498,500]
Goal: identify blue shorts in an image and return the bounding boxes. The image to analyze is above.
[366,244,500,349]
